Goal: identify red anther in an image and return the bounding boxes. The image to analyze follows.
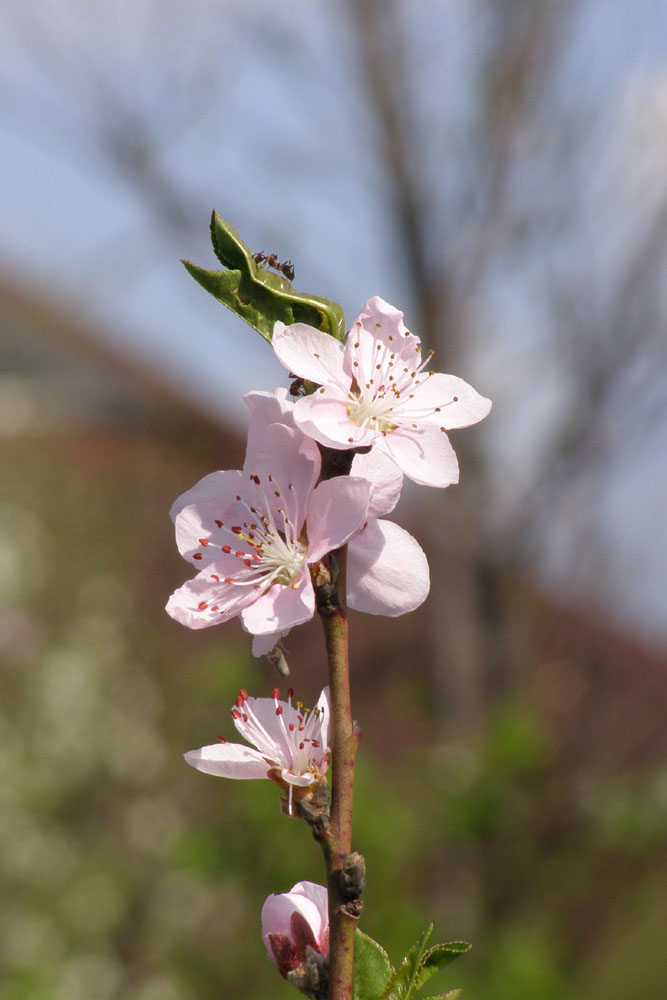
[253,552,262,562]
[211,605,219,612]
[275,705,283,715]
[239,689,248,700]
[231,709,241,720]
[288,723,295,731]
[235,695,244,708]
[242,713,248,722]
[217,736,227,742]
[199,538,209,546]
[287,687,294,698]
[244,559,252,567]
[214,520,223,528]
[235,550,245,558]
[312,740,320,748]
[272,688,280,699]
[221,545,231,554]
[231,526,242,534]
[299,742,305,750]
[210,574,220,582]
[224,577,234,583]
[193,553,203,560]
[198,601,208,611]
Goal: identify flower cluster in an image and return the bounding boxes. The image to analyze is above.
[169,294,490,988]
[167,296,490,653]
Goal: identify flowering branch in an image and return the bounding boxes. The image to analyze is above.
[171,212,492,1000]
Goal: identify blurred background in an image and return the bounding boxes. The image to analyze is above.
[1,1,666,998]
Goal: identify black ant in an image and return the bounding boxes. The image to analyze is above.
[253,251,295,282]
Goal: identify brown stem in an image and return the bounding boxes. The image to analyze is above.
[317,543,360,1000]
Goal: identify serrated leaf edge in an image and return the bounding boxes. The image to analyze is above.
[355,928,395,973]
[380,925,435,1000]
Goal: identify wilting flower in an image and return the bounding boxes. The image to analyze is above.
[272,295,491,488]
[184,687,329,814]
[166,422,370,644]
[244,389,430,625]
[262,881,329,987]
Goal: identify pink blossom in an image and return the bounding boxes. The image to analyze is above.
[272,295,492,488]
[166,422,370,642]
[261,881,329,979]
[184,687,329,813]
[244,390,430,621]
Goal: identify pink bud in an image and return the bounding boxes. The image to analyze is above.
[261,881,329,978]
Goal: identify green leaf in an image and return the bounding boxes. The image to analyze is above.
[353,929,394,1000]
[414,942,471,991]
[381,928,470,1000]
[381,925,434,1000]
[183,212,346,344]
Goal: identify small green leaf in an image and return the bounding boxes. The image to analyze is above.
[414,942,471,991]
[353,929,394,1000]
[183,212,346,344]
[381,925,434,1000]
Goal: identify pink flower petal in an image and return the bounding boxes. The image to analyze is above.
[240,565,315,635]
[244,423,321,531]
[306,477,371,562]
[170,469,244,523]
[347,519,430,616]
[166,570,257,629]
[244,388,296,459]
[273,322,348,389]
[356,295,411,339]
[393,372,492,430]
[351,448,403,517]
[281,769,319,787]
[292,388,373,448]
[379,423,460,487]
[184,741,272,779]
[262,882,328,960]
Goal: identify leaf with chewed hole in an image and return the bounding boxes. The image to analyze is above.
[183,212,346,344]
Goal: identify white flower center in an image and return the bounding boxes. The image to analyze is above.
[197,472,309,596]
[232,689,328,781]
[346,390,397,433]
[257,529,308,586]
[343,326,438,434]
